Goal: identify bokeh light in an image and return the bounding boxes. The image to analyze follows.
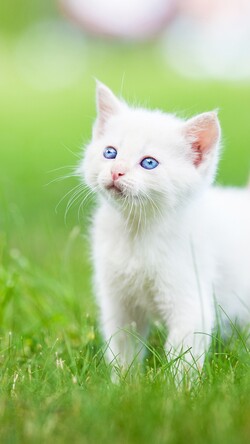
[14,19,86,91]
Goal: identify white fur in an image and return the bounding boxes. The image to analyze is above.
[80,83,250,373]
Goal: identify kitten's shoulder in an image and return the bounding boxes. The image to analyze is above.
[205,185,250,220]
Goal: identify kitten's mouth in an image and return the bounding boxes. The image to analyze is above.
[105,182,125,195]
[104,182,141,203]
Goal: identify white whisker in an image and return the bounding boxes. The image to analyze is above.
[47,165,77,174]
[62,143,82,159]
[77,186,98,221]
[64,186,87,223]
[55,183,84,214]
[45,173,80,187]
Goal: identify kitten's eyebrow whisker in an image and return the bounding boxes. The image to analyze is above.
[61,143,82,159]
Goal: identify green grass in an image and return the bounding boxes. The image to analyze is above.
[1,21,250,443]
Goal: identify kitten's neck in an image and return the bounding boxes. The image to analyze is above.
[102,193,201,239]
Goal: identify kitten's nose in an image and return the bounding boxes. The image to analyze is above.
[111,171,125,181]
[111,163,127,181]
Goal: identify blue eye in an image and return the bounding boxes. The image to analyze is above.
[103,146,117,159]
[140,157,159,170]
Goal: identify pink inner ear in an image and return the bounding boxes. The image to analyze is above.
[185,113,220,167]
[192,141,203,167]
[192,130,212,166]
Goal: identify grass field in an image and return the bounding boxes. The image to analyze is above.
[0,8,250,442]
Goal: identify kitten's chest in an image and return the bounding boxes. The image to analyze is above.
[113,251,158,312]
[93,204,187,311]
[101,229,169,310]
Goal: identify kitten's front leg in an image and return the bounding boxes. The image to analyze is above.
[98,290,149,370]
[164,295,214,381]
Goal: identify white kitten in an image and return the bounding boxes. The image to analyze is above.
[80,82,250,375]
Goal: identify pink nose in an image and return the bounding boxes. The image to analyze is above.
[111,171,125,181]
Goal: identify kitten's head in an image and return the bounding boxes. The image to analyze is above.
[81,82,221,213]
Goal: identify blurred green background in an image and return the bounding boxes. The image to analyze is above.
[0,0,250,331]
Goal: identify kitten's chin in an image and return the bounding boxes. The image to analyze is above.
[104,182,126,198]
[106,183,122,193]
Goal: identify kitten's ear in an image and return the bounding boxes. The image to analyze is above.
[184,112,221,178]
[93,81,124,137]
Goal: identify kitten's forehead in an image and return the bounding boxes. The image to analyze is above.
[103,108,183,151]
[109,108,180,133]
